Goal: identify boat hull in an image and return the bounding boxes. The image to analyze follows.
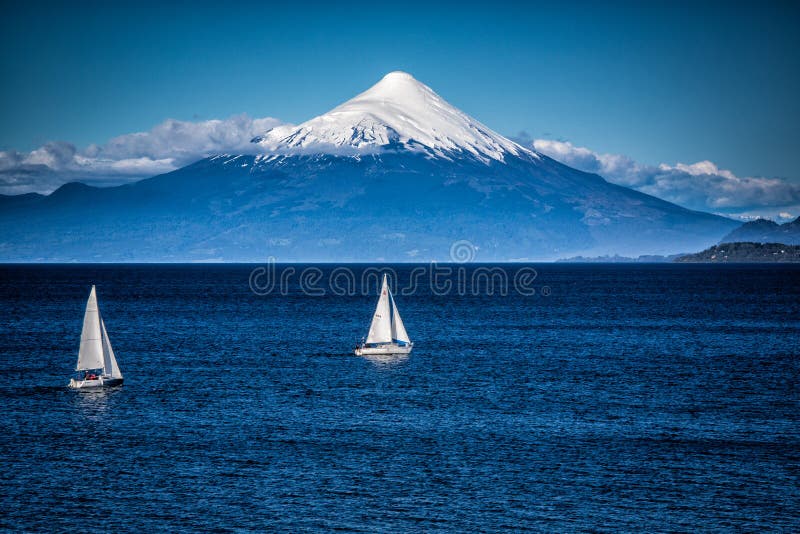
[354,344,413,356]
[68,376,124,389]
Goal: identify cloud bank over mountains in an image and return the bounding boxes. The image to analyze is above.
[0,115,281,194]
[1,115,797,220]
[532,140,800,220]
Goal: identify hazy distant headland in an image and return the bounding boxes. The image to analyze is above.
[675,242,800,263]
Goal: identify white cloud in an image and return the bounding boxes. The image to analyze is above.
[0,114,282,194]
[24,141,78,168]
[533,139,800,218]
[95,115,282,164]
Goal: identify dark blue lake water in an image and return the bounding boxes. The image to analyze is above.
[1,264,798,531]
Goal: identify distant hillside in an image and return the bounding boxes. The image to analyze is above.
[675,242,800,263]
[721,217,800,245]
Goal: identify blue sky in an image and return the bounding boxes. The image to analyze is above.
[1,1,799,216]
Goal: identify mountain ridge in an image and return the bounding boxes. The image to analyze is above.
[0,72,739,262]
[720,217,800,245]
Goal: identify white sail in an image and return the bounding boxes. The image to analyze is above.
[389,291,410,344]
[101,318,123,379]
[365,275,392,344]
[76,286,104,371]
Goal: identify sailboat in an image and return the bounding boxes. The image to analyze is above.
[355,274,413,356]
[68,285,124,389]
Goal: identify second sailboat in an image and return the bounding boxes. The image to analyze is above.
[355,274,413,356]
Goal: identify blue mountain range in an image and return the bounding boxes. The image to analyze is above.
[0,72,738,262]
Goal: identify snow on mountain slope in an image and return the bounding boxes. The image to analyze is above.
[253,71,536,163]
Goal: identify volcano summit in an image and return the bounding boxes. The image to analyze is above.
[0,72,737,261]
[253,71,529,162]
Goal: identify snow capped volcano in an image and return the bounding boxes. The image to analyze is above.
[253,71,535,163]
[0,71,740,261]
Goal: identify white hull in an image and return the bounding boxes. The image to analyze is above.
[69,376,123,389]
[355,344,413,356]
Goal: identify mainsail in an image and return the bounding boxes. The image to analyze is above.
[365,276,392,344]
[76,286,104,371]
